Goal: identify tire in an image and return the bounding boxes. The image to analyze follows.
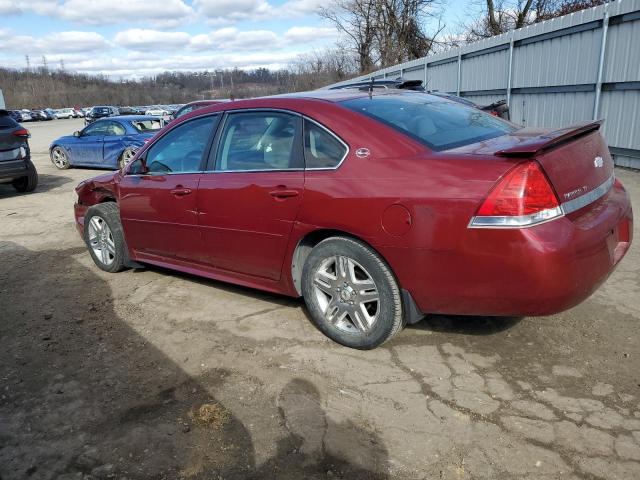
[301,237,404,349]
[83,202,127,273]
[118,148,136,169]
[12,160,38,193]
[50,146,70,170]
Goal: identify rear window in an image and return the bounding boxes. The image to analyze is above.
[130,119,162,132]
[342,94,515,151]
[92,107,111,114]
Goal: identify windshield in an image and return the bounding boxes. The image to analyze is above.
[341,94,515,151]
[130,119,163,133]
[92,107,111,115]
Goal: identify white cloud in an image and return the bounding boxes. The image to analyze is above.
[42,31,111,53]
[16,0,194,27]
[114,29,191,51]
[283,26,336,43]
[195,0,324,23]
[0,0,20,15]
[191,27,280,51]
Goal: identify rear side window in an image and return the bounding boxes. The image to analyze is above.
[342,94,515,151]
[304,119,347,169]
[215,112,303,172]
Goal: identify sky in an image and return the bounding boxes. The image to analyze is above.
[0,0,467,80]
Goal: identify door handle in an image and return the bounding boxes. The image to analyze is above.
[170,187,192,196]
[269,189,299,199]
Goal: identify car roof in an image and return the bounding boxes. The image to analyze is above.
[95,115,160,122]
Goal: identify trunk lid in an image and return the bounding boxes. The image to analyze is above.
[451,121,613,208]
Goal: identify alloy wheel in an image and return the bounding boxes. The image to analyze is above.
[312,255,380,333]
[87,215,116,266]
[52,148,68,168]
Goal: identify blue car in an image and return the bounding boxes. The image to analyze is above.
[49,116,163,170]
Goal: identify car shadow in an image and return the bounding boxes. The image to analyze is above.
[0,241,389,480]
[0,173,73,198]
[407,314,523,335]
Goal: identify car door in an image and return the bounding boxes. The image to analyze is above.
[118,114,220,262]
[102,120,127,167]
[196,110,304,281]
[70,122,107,165]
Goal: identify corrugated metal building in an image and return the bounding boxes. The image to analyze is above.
[326,0,640,169]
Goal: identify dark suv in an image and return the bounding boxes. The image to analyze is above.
[85,106,118,125]
[0,110,38,193]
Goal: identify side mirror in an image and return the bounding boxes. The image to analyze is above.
[73,131,81,137]
[127,157,149,175]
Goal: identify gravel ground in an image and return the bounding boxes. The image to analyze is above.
[1,118,639,480]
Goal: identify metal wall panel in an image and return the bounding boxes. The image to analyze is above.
[510,92,595,127]
[603,19,640,83]
[401,66,426,81]
[512,29,601,88]
[599,90,640,149]
[463,94,506,105]
[461,50,509,91]
[427,61,458,92]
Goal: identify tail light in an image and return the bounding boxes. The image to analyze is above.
[13,128,30,138]
[469,161,563,228]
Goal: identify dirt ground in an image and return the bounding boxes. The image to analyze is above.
[1,119,639,480]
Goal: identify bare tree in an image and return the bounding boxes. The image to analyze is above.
[320,0,443,73]
[465,0,608,40]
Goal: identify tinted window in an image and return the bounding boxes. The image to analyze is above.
[342,94,515,151]
[142,115,218,174]
[304,119,347,169]
[92,107,111,115]
[215,112,302,172]
[175,105,192,119]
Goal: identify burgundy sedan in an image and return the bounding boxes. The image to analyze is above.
[74,90,633,349]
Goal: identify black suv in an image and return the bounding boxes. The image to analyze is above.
[0,110,38,192]
[85,106,118,125]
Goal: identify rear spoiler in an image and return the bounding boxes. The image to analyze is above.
[495,120,603,157]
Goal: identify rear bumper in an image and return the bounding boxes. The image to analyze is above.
[383,179,633,317]
[0,159,29,180]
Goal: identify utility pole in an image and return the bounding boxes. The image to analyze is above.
[25,55,30,71]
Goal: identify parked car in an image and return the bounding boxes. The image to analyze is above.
[8,110,23,122]
[144,106,166,115]
[73,90,632,349]
[330,79,511,120]
[50,115,163,170]
[0,110,38,192]
[31,109,53,121]
[17,110,33,122]
[73,108,85,118]
[54,108,76,119]
[171,100,228,121]
[117,106,138,116]
[85,106,119,125]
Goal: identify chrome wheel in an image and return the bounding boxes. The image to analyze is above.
[87,215,116,266]
[51,147,68,169]
[312,255,380,333]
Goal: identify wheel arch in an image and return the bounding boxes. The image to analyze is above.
[290,229,390,296]
[290,228,425,325]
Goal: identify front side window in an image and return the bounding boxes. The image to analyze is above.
[342,94,515,151]
[136,115,218,174]
[304,119,347,169]
[82,122,108,136]
[215,112,302,172]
